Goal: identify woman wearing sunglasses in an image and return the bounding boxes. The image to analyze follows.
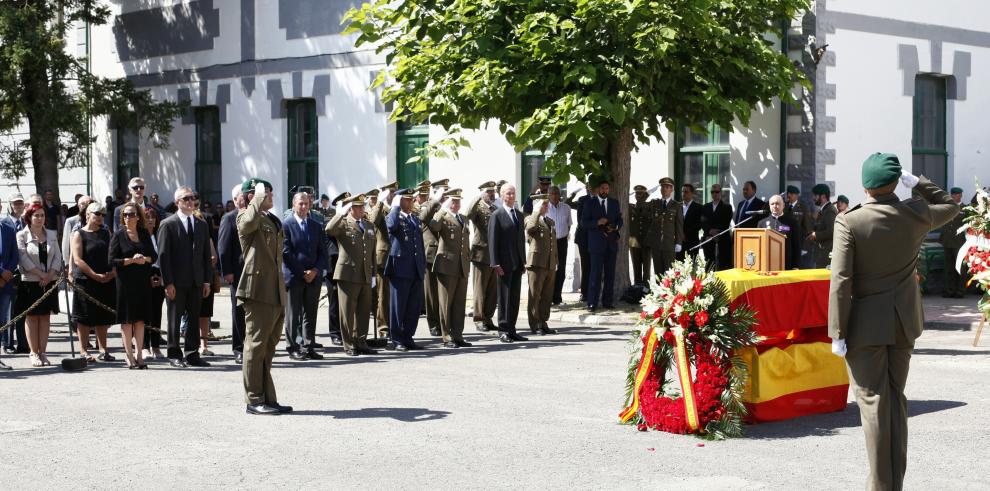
[109,203,157,369]
[70,202,117,362]
[14,204,63,366]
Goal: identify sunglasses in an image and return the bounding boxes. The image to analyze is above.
[179,196,196,202]
[91,212,105,217]
[131,185,145,191]
[122,212,137,218]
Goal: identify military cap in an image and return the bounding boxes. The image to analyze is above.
[343,194,366,206]
[365,188,381,197]
[836,195,849,204]
[658,177,675,186]
[530,193,549,200]
[786,185,801,195]
[861,153,902,189]
[443,188,463,199]
[950,187,964,195]
[538,176,552,184]
[417,186,430,196]
[478,180,496,191]
[395,188,416,198]
[331,192,351,206]
[431,178,450,189]
[381,180,399,191]
[320,194,330,201]
[812,183,831,196]
[241,177,272,194]
[496,179,508,187]
[633,185,648,192]
[416,179,432,189]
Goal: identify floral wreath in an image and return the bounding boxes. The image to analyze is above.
[962,185,990,316]
[619,255,758,439]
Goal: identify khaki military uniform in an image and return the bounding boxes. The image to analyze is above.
[368,200,391,336]
[325,213,377,351]
[628,199,652,284]
[525,213,557,331]
[828,177,957,490]
[236,193,288,406]
[429,209,470,343]
[812,201,838,268]
[417,198,442,332]
[465,194,498,329]
[647,198,684,277]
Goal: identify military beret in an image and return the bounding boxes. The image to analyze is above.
[861,153,902,189]
[786,185,801,195]
[951,187,964,195]
[431,178,450,189]
[343,194,366,206]
[331,192,351,206]
[538,176,552,184]
[658,177,675,186]
[364,188,381,197]
[443,188,463,200]
[530,193,549,201]
[241,177,272,194]
[633,185,648,192]
[836,195,849,204]
[416,179,432,189]
[381,181,398,191]
[478,181,496,191]
[812,183,831,196]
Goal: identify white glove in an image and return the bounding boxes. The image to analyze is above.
[431,187,445,201]
[899,170,920,189]
[255,182,266,198]
[441,198,453,213]
[371,276,377,288]
[831,338,847,357]
[390,194,403,209]
[674,244,682,253]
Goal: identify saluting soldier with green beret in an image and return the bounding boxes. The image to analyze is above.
[828,153,958,490]
[809,183,838,268]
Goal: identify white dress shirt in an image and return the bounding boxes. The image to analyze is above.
[546,201,572,239]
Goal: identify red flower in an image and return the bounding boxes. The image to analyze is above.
[640,311,648,320]
[662,278,671,288]
[653,309,663,320]
[693,279,704,295]
[678,313,690,329]
[694,311,709,327]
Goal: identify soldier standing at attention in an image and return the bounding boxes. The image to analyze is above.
[809,183,838,268]
[429,189,473,348]
[524,193,557,335]
[419,179,447,337]
[236,178,291,416]
[384,188,427,351]
[628,184,651,285]
[465,181,498,332]
[326,195,378,356]
[323,192,351,347]
[648,177,684,277]
[369,182,397,338]
[829,153,958,490]
[938,187,967,298]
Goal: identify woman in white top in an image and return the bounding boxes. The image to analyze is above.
[15,204,63,367]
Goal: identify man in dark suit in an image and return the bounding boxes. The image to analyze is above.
[700,183,733,270]
[734,180,767,226]
[580,179,623,311]
[566,184,594,301]
[383,188,427,351]
[809,183,838,268]
[488,184,528,343]
[679,184,703,260]
[757,195,801,269]
[157,185,214,368]
[218,185,246,364]
[282,191,330,360]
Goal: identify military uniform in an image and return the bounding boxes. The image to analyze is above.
[628,186,652,284]
[525,203,557,335]
[429,191,471,346]
[829,154,958,490]
[938,189,967,297]
[325,196,377,355]
[647,196,684,277]
[368,185,395,337]
[383,189,427,350]
[236,180,288,409]
[465,185,498,331]
[417,181,445,336]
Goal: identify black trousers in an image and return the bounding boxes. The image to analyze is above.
[943,246,966,294]
[496,266,524,333]
[144,283,165,349]
[285,280,321,352]
[166,285,202,359]
[577,242,590,298]
[553,238,569,303]
[229,281,246,353]
[324,275,341,339]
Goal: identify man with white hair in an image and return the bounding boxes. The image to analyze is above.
[112,177,148,232]
[757,194,801,270]
[487,183,528,343]
[218,184,247,363]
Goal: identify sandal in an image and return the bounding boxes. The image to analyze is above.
[39,353,51,366]
[80,353,96,363]
[29,353,42,367]
[97,352,116,362]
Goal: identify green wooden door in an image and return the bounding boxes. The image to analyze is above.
[397,123,430,188]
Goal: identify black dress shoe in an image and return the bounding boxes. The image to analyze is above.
[246,404,280,415]
[289,351,308,361]
[168,358,187,368]
[395,344,409,352]
[455,340,473,347]
[186,355,211,367]
[498,332,514,343]
[311,342,325,349]
[532,326,545,336]
[344,349,359,356]
[269,402,293,414]
[306,350,325,360]
[330,336,343,346]
[587,305,597,312]
[510,332,529,342]
[407,343,426,350]
[475,322,491,332]
[3,347,14,354]
[484,322,498,331]
[234,352,243,364]
[357,347,379,355]
[429,327,441,337]
[385,342,398,351]
[540,326,557,335]
[443,341,459,349]
[529,326,539,335]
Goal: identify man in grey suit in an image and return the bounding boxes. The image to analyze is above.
[829,153,958,490]
[157,185,214,368]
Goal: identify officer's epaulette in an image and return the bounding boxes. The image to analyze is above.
[845,204,863,214]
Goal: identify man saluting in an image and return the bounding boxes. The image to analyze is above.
[829,154,958,489]
[237,178,292,415]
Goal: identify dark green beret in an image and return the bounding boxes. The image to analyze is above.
[861,153,902,189]
[241,177,272,194]
[951,187,964,195]
[836,195,849,204]
[786,185,800,195]
[812,183,830,196]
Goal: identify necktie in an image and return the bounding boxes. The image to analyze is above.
[601,198,606,214]
[186,216,193,236]
[300,219,309,241]
[456,215,464,228]
[359,221,365,234]
[510,209,517,226]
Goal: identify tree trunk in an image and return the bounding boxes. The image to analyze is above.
[608,126,633,296]
[22,45,62,203]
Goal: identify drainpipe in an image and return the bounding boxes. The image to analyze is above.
[779,19,789,194]
[86,20,92,196]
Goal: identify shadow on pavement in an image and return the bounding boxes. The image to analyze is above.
[912,348,990,356]
[746,399,967,439]
[291,407,450,422]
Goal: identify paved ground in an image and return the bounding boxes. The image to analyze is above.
[1,291,988,489]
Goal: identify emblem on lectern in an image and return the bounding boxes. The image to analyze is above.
[745,250,756,268]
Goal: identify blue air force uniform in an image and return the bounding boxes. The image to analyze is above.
[383,204,427,347]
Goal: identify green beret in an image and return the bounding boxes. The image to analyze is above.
[861,153,902,189]
[812,183,830,196]
[836,195,849,204]
[242,177,272,194]
[951,187,964,195]
[786,185,800,195]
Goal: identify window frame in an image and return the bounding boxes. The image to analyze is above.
[286,99,319,206]
[116,126,140,194]
[194,106,222,205]
[912,75,948,188]
[674,122,731,203]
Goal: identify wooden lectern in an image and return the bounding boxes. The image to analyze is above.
[734,228,786,272]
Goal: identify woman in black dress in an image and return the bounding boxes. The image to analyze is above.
[109,203,157,369]
[70,202,117,362]
[142,207,166,360]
